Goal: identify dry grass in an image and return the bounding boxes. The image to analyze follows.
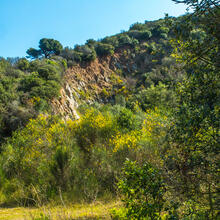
[0,201,121,220]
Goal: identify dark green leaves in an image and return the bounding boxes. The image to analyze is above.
[27,38,63,59]
[118,160,165,219]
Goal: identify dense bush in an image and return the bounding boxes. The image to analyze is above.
[101,36,119,48]
[0,105,168,205]
[129,82,177,111]
[95,43,114,56]
[74,45,97,62]
[61,47,82,64]
[117,34,138,47]
[152,25,170,38]
[129,22,146,31]
[0,56,65,141]
[115,160,166,219]
[16,58,30,71]
[127,30,152,41]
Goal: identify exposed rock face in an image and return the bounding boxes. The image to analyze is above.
[51,50,137,119]
[51,85,80,120]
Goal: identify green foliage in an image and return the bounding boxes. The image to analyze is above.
[165,1,220,218]
[39,38,63,57]
[118,34,138,47]
[26,48,41,59]
[95,43,114,56]
[117,160,165,219]
[152,25,170,38]
[27,38,63,59]
[0,103,168,205]
[61,47,82,65]
[16,58,30,71]
[101,36,119,47]
[131,82,177,110]
[86,38,97,47]
[50,147,70,189]
[130,22,146,31]
[74,44,97,62]
[110,207,127,220]
[19,60,61,100]
[1,8,218,218]
[128,30,152,41]
[0,55,64,141]
[0,115,80,204]
[37,65,60,81]
[116,107,141,131]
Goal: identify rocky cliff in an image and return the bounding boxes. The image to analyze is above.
[51,49,138,119]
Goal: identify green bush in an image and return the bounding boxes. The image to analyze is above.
[128,30,152,41]
[152,25,169,38]
[118,34,133,47]
[61,47,82,63]
[117,160,166,219]
[116,107,141,131]
[30,80,60,100]
[37,65,60,81]
[133,82,177,110]
[101,36,119,47]
[74,45,97,62]
[95,43,114,56]
[19,73,44,93]
[16,58,30,71]
[85,39,97,47]
[129,22,146,31]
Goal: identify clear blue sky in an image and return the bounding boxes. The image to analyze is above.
[0,0,187,58]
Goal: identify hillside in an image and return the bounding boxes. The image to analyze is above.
[51,46,180,119]
[0,15,183,140]
[0,1,219,218]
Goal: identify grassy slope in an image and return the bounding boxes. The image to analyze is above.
[0,201,121,220]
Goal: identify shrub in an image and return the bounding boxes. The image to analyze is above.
[37,65,60,81]
[19,73,44,93]
[128,30,152,41]
[129,22,146,31]
[95,43,114,56]
[116,107,141,131]
[152,25,169,38]
[61,47,82,63]
[30,80,60,100]
[0,115,79,204]
[85,39,97,47]
[74,45,97,62]
[101,36,119,47]
[132,82,176,110]
[16,58,30,71]
[118,34,133,47]
[117,160,166,219]
[146,42,157,53]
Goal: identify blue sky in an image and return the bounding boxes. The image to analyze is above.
[0,0,187,58]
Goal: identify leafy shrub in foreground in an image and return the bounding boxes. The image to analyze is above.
[117,160,166,219]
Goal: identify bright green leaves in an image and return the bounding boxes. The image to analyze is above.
[117,160,165,219]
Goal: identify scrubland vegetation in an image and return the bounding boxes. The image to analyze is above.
[0,0,219,219]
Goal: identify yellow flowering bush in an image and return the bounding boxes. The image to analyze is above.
[0,105,169,205]
[110,130,142,152]
[110,107,168,152]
